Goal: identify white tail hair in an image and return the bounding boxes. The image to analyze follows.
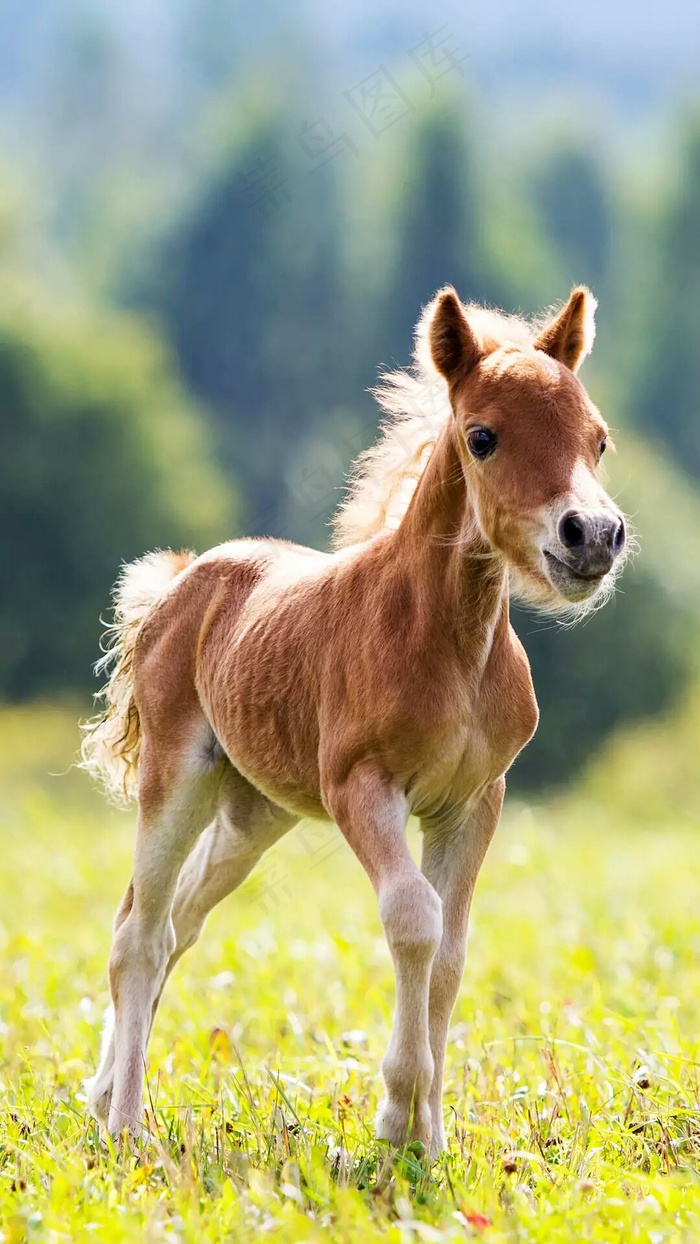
[80,549,195,804]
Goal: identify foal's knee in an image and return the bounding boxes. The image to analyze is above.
[379,874,443,964]
[108,911,174,1005]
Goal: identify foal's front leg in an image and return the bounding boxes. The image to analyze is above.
[327,767,443,1148]
[421,779,504,1154]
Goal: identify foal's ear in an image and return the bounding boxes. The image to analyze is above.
[534,286,597,373]
[429,287,482,382]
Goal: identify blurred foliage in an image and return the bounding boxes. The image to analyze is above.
[0,699,88,809]
[0,285,232,699]
[146,97,344,536]
[377,99,504,368]
[579,678,700,827]
[529,142,613,296]
[636,116,700,479]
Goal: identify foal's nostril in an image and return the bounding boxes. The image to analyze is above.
[559,512,586,550]
[612,517,626,553]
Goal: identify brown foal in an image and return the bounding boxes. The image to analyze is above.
[82,285,628,1152]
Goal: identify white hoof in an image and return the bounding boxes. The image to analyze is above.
[84,1069,114,1126]
[375,1097,432,1149]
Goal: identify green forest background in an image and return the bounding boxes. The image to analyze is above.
[2,0,700,799]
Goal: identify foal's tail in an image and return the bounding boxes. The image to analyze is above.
[80,549,195,805]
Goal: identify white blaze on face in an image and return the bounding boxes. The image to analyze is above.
[544,458,618,552]
[570,458,609,508]
[570,457,622,541]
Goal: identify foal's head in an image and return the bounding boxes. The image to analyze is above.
[429,286,628,611]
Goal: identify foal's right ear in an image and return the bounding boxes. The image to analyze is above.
[534,286,597,373]
[429,287,482,383]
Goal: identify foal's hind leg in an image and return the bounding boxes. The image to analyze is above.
[87,766,295,1127]
[95,729,225,1138]
[85,885,133,1125]
[152,768,297,1020]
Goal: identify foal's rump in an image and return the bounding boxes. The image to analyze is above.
[79,540,267,804]
[80,548,197,803]
[80,538,330,816]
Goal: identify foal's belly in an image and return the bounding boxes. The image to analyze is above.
[226,754,328,822]
[204,663,329,822]
[200,631,329,822]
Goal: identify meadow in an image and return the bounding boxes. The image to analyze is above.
[1,705,699,1242]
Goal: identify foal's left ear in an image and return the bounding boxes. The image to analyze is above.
[534,286,597,374]
[429,287,483,383]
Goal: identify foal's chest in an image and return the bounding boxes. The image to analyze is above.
[477,630,539,771]
[410,630,538,816]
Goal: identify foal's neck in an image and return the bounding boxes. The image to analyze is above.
[394,418,508,659]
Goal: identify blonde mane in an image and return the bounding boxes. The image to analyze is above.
[332,296,543,549]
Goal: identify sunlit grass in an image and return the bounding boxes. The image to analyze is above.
[1,706,700,1241]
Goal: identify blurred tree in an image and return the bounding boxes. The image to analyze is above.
[636,118,700,477]
[147,96,343,536]
[379,99,502,367]
[530,143,613,296]
[0,293,232,699]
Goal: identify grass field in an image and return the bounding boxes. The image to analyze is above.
[1,707,700,1241]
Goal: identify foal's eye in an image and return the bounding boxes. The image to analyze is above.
[466,427,497,460]
[599,437,607,460]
